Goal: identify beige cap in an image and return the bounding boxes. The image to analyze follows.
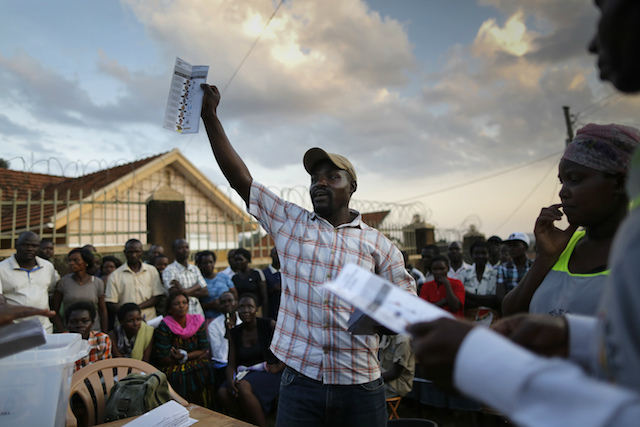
[303,147,357,182]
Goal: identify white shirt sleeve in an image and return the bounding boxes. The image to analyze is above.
[454,327,640,427]
[566,313,598,371]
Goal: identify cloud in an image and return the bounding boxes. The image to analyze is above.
[0,113,38,138]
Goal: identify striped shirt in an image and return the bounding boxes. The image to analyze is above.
[249,181,415,385]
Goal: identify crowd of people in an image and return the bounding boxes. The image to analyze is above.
[0,232,284,425]
[2,1,640,426]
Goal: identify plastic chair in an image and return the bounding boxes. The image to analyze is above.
[387,419,438,427]
[386,396,403,419]
[65,358,189,427]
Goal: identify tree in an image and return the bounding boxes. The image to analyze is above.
[0,158,9,169]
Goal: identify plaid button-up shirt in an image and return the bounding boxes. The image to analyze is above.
[163,261,207,316]
[497,258,534,292]
[74,331,112,372]
[249,181,415,385]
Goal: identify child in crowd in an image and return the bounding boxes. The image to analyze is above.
[66,301,112,372]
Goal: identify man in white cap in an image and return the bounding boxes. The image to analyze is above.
[496,232,533,295]
[200,85,415,427]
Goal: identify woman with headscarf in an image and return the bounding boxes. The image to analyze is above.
[51,247,108,332]
[502,123,640,317]
[152,290,215,408]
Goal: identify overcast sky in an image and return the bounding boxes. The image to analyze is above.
[2,0,640,240]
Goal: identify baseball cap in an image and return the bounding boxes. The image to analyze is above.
[506,232,530,247]
[303,147,357,183]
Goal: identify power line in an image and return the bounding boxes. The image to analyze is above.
[575,93,626,123]
[394,150,563,203]
[220,0,286,95]
[575,92,619,117]
[492,152,559,235]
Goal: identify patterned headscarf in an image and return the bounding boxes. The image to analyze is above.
[562,123,640,175]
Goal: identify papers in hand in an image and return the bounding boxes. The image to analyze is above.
[122,400,197,427]
[163,57,209,134]
[324,263,453,334]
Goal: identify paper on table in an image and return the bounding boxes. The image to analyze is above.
[122,400,197,427]
[163,57,209,134]
[324,263,453,334]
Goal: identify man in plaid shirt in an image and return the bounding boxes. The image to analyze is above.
[201,85,415,426]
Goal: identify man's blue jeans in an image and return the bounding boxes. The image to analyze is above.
[275,367,387,427]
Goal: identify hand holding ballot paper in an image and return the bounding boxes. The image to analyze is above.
[164,57,209,134]
[323,263,454,334]
[324,264,474,390]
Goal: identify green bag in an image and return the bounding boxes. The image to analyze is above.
[104,370,172,422]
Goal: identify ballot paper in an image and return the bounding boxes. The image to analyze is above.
[163,57,209,134]
[324,263,453,334]
[122,400,197,427]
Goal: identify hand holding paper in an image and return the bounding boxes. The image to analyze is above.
[324,263,474,391]
[323,263,453,334]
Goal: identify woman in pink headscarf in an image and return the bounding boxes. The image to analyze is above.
[503,123,640,317]
[152,290,215,408]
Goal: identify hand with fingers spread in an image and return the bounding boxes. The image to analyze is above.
[0,303,55,327]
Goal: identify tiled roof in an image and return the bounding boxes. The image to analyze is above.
[1,153,165,232]
[361,210,390,228]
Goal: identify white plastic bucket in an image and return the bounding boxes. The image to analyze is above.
[0,333,89,427]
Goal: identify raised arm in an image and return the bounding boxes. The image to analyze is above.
[200,84,253,203]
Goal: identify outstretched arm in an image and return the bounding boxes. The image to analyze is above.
[200,84,253,203]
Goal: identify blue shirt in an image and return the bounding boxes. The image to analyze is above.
[201,274,235,319]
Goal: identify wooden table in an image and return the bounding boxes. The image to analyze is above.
[98,404,256,427]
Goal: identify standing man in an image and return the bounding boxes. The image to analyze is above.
[497,232,533,298]
[420,244,440,283]
[200,85,415,427]
[162,239,208,316]
[0,231,57,333]
[447,241,470,280]
[146,244,165,263]
[263,247,281,320]
[486,236,503,268]
[105,239,165,322]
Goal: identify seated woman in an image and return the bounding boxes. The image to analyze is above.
[108,303,154,362]
[219,294,283,427]
[52,247,108,332]
[460,241,499,325]
[65,301,112,372]
[419,255,465,317]
[152,290,215,408]
[502,123,640,316]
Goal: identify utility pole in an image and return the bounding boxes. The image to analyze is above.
[563,106,574,146]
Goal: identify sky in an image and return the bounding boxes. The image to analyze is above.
[2,0,640,242]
